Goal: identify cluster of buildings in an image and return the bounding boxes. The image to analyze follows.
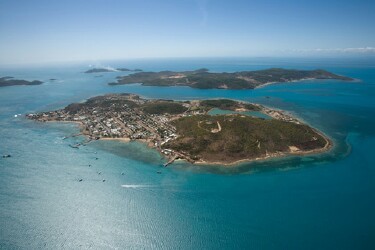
[26,95,182,150]
[262,108,300,124]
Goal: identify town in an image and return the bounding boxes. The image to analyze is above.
[28,94,181,145]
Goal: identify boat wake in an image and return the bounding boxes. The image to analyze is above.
[121,184,155,189]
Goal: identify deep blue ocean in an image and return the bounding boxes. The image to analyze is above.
[1,57,374,249]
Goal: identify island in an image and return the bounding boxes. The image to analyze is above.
[0,76,43,87]
[27,93,331,166]
[108,68,352,89]
[84,68,143,73]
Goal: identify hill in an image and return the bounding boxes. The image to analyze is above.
[108,68,353,89]
[0,77,43,87]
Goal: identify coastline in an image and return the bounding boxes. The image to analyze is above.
[191,133,332,167]
[112,68,353,90]
[254,78,316,89]
[92,111,332,167]
[100,137,131,142]
[29,98,333,168]
[255,76,357,89]
[173,106,333,167]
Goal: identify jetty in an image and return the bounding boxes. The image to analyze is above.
[163,155,177,167]
[63,133,82,140]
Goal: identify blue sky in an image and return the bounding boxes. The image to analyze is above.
[0,0,374,64]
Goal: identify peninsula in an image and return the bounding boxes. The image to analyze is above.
[84,68,142,73]
[27,94,331,166]
[109,68,352,89]
[0,77,43,87]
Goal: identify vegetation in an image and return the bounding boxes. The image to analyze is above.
[85,68,116,73]
[199,99,260,111]
[65,95,139,114]
[0,76,43,87]
[109,68,353,89]
[165,114,327,163]
[200,99,238,110]
[243,103,261,111]
[141,101,188,115]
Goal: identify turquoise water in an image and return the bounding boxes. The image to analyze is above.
[208,108,272,119]
[0,58,375,249]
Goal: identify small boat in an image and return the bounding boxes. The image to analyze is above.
[157,171,162,174]
[2,154,11,158]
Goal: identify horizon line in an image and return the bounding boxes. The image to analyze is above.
[1,54,375,68]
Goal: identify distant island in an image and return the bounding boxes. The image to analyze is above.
[27,93,331,166]
[0,76,43,87]
[108,68,352,89]
[84,68,143,74]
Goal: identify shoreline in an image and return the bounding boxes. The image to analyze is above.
[112,68,353,90]
[58,117,333,167]
[255,78,320,89]
[99,137,131,142]
[171,106,333,166]
[120,76,355,90]
[29,98,333,167]
[93,118,333,168]
[190,133,332,167]
[255,77,357,89]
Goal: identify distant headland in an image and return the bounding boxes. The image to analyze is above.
[27,93,331,166]
[0,77,43,87]
[84,68,143,74]
[108,68,352,89]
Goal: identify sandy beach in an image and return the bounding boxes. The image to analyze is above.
[100,137,131,142]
